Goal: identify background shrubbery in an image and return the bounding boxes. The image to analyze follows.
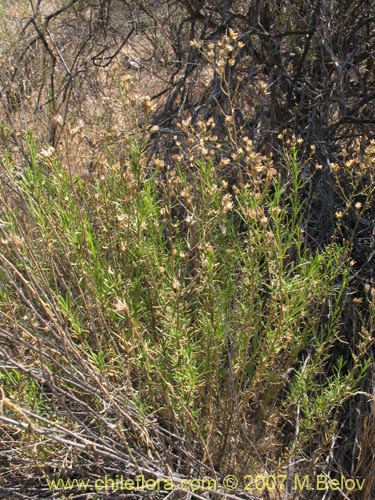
[1,1,375,499]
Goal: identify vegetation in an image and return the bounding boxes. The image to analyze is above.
[0,1,374,499]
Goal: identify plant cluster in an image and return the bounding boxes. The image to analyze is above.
[0,112,374,499]
[0,2,375,499]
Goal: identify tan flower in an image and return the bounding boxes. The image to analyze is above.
[114,298,129,314]
[221,193,233,214]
